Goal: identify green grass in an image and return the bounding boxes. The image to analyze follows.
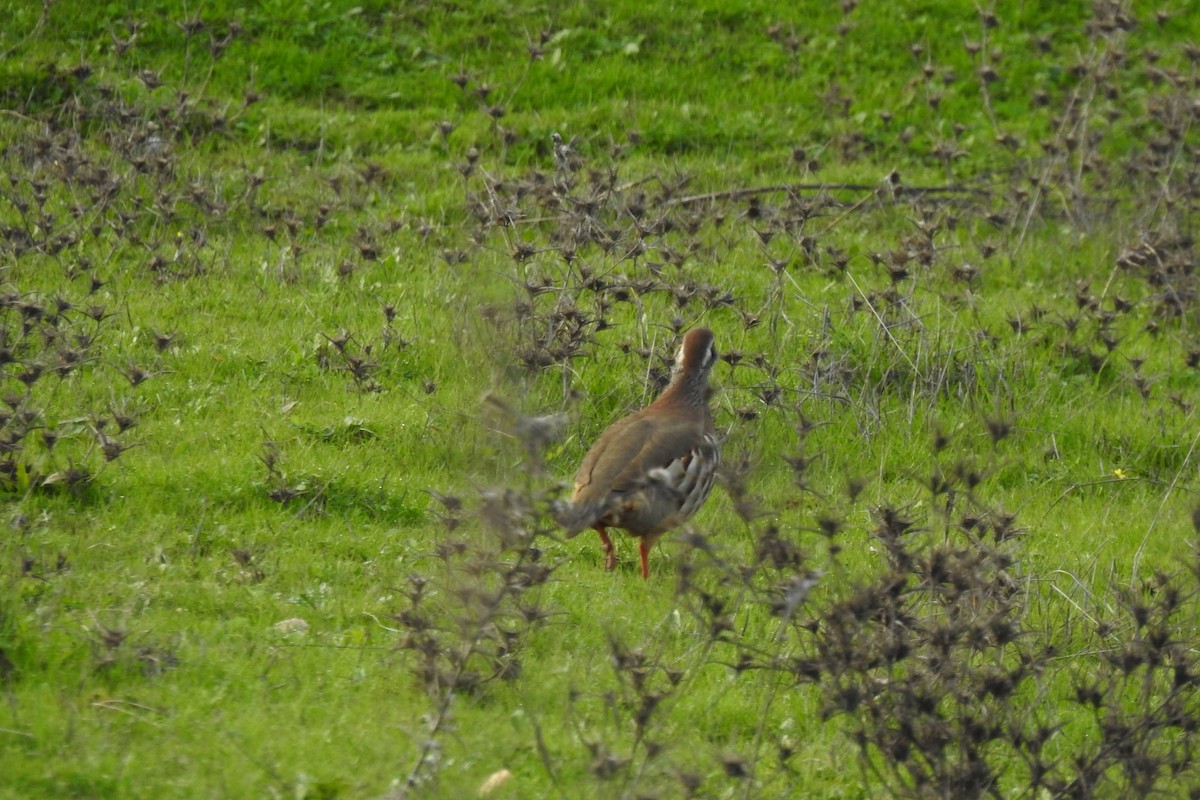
[1,0,1200,797]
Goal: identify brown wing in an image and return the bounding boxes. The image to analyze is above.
[566,409,708,536]
[572,414,650,497]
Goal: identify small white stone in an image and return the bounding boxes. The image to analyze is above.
[273,617,309,635]
[477,768,512,796]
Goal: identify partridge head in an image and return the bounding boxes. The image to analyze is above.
[563,327,720,579]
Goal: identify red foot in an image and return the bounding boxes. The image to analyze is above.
[639,539,650,581]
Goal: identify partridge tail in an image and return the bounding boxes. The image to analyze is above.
[554,498,603,538]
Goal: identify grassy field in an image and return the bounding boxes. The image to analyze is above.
[2,1,1200,797]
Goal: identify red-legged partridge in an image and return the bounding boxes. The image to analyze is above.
[563,327,720,579]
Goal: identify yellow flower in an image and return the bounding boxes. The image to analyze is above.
[1113,468,1127,480]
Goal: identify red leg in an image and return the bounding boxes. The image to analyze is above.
[639,539,651,581]
[595,526,617,571]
